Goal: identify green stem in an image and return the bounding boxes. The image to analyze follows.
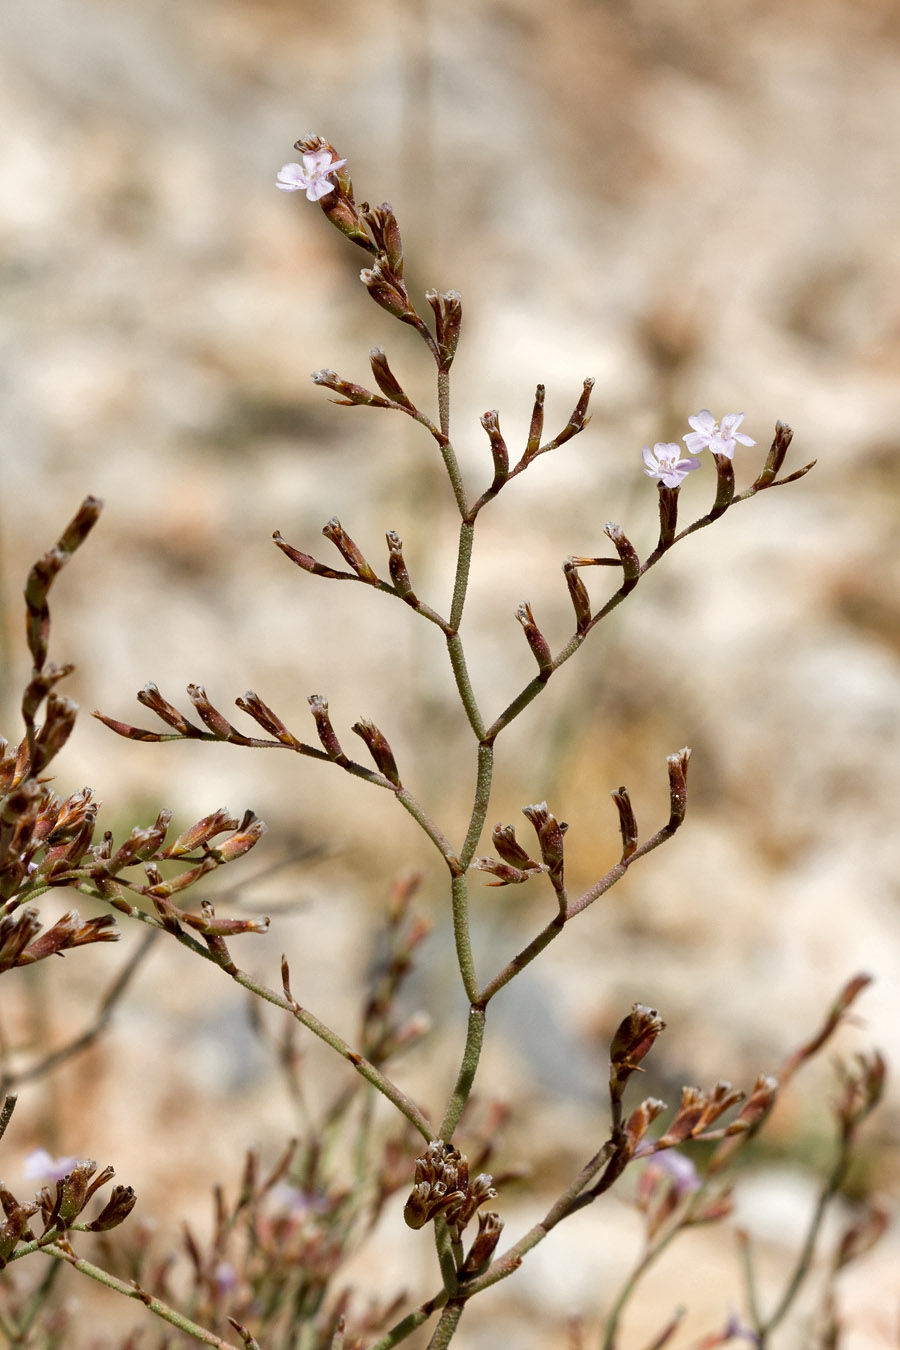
[434,1218,459,1295]
[368,1291,449,1350]
[448,875,479,1003]
[756,1143,850,1344]
[459,742,493,870]
[439,1006,486,1140]
[426,1301,465,1349]
[446,635,485,741]
[600,1218,686,1350]
[231,967,434,1141]
[449,521,474,634]
[395,786,462,875]
[37,1244,241,1347]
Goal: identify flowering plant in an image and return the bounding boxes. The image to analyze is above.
[0,136,886,1350]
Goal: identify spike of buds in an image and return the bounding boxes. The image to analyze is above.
[709,1074,778,1172]
[25,496,103,674]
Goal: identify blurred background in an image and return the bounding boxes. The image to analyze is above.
[1,0,899,1344]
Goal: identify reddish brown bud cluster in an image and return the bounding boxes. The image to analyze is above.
[403,1141,497,1237]
[0,1159,135,1267]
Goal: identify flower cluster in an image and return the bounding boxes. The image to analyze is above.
[642,410,756,487]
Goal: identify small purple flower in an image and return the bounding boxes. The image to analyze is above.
[276,151,348,202]
[642,442,701,488]
[648,1148,702,1196]
[683,410,755,459]
[22,1148,78,1183]
[722,1310,761,1344]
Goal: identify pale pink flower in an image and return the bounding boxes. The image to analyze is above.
[276,151,347,201]
[23,1148,78,1182]
[642,442,701,488]
[649,1147,701,1196]
[683,410,755,459]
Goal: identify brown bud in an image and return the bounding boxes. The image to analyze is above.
[603,523,641,587]
[656,484,679,550]
[515,603,553,676]
[521,802,567,891]
[308,695,348,763]
[523,384,546,462]
[352,719,401,787]
[667,747,691,828]
[321,518,380,584]
[369,348,416,410]
[491,823,539,870]
[472,856,544,886]
[656,1086,710,1147]
[709,452,735,519]
[136,684,205,738]
[709,1074,778,1172]
[31,694,78,774]
[187,686,252,744]
[754,420,794,489]
[360,259,417,323]
[425,290,462,370]
[625,1097,667,1153]
[386,531,418,603]
[210,810,267,863]
[85,1184,137,1232]
[310,369,393,409]
[611,786,638,859]
[564,561,592,635]
[273,530,352,580]
[552,378,594,447]
[609,1005,666,1103]
[163,809,237,859]
[480,411,509,487]
[461,1210,504,1278]
[235,691,302,748]
[363,203,404,276]
[834,1197,890,1272]
[22,911,119,964]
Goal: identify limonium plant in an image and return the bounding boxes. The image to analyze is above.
[0,136,888,1349]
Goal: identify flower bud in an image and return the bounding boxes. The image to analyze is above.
[611,786,638,859]
[564,561,592,635]
[609,1005,666,1104]
[308,694,348,763]
[515,603,553,677]
[426,290,462,370]
[322,518,380,583]
[369,347,416,410]
[352,719,401,787]
[491,823,538,870]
